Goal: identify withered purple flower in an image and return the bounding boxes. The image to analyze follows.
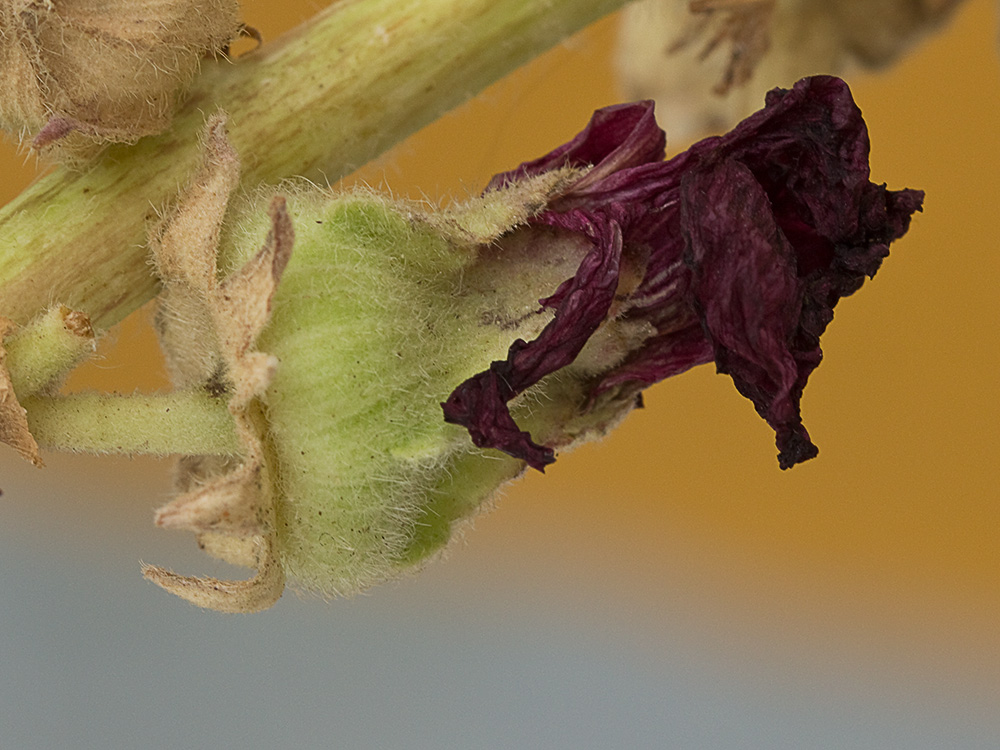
[443,75,923,471]
[0,76,924,612]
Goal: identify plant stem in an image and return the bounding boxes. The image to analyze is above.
[3,305,95,397]
[0,0,629,363]
[22,391,240,457]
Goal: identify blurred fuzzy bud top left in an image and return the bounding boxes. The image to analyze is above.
[0,0,240,161]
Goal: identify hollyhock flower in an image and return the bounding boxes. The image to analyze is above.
[2,76,921,612]
[443,74,923,471]
[127,75,923,611]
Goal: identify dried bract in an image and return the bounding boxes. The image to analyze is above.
[0,305,96,467]
[144,115,289,612]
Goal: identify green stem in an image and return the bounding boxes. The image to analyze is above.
[22,391,240,457]
[3,305,95,397]
[0,0,629,361]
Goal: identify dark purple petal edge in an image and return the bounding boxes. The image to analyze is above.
[444,76,923,470]
[441,215,624,471]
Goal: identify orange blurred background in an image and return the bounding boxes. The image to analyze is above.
[1,0,998,740]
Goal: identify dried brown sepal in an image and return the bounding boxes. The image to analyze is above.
[196,531,259,568]
[152,115,240,293]
[152,114,240,389]
[231,23,264,54]
[0,317,42,467]
[0,0,240,160]
[146,115,293,612]
[155,461,265,536]
[141,533,283,613]
[214,198,293,408]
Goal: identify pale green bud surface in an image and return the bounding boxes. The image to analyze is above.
[214,187,593,596]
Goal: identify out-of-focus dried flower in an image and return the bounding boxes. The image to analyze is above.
[618,0,966,144]
[0,0,240,159]
[668,0,776,95]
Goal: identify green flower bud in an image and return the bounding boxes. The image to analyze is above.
[144,116,628,610]
[1,305,95,466]
[249,193,552,592]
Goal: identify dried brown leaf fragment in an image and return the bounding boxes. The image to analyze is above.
[0,317,42,467]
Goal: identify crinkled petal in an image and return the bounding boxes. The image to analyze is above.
[681,159,815,468]
[442,215,623,470]
[445,76,923,470]
[601,76,923,467]
[486,101,665,195]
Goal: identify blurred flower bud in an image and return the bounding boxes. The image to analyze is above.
[0,0,240,160]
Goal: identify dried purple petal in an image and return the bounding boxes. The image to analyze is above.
[486,101,666,194]
[681,160,815,468]
[443,76,923,470]
[442,215,623,470]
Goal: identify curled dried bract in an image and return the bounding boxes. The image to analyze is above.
[144,114,292,612]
